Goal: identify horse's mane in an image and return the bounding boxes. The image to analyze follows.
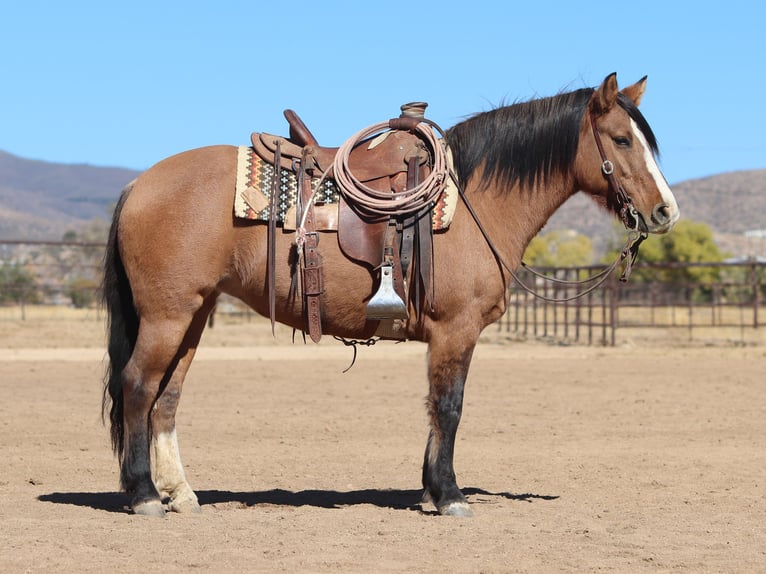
[445,88,658,192]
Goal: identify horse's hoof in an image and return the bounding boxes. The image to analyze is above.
[132,500,166,517]
[438,501,474,517]
[168,497,202,514]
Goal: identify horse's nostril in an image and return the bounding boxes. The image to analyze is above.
[652,203,671,225]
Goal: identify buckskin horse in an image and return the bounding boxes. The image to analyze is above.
[102,73,679,517]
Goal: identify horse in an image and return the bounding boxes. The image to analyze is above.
[101,73,679,517]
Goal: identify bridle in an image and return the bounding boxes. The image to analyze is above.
[455,108,649,303]
[589,112,646,235]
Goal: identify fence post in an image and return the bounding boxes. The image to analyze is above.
[752,260,760,329]
[20,286,27,321]
[574,273,582,343]
[601,281,607,345]
[609,276,617,347]
[687,285,694,341]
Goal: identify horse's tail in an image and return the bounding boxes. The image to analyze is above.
[101,182,137,460]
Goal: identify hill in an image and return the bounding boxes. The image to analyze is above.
[0,149,764,255]
[545,168,766,257]
[0,150,139,240]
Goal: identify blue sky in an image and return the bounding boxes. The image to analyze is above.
[1,0,763,185]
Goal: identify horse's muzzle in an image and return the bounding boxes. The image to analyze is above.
[647,202,679,234]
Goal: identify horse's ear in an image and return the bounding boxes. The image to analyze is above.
[590,72,619,115]
[621,76,648,106]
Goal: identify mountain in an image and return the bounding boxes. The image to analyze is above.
[0,149,764,255]
[0,150,139,240]
[545,168,766,256]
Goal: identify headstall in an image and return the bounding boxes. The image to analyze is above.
[454,110,651,304]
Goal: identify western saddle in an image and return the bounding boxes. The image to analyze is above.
[250,103,442,343]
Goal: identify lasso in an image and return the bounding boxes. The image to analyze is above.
[330,120,448,217]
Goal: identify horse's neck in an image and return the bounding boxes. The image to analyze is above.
[467,175,576,267]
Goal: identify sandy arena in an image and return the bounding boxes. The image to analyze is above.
[1,314,764,572]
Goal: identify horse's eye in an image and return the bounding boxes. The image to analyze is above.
[613,136,631,148]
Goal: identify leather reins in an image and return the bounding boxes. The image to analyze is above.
[454,109,648,303]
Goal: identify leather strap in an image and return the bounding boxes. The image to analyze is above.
[589,112,640,231]
[299,147,323,342]
[382,218,407,303]
[416,202,434,310]
[267,139,281,335]
[399,214,415,280]
[302,230,323,343]
[397,157,435,319]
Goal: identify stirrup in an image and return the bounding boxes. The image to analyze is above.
[366,263,408,320]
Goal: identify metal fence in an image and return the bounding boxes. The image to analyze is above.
[0,240,103,320]
[2,240,764,346]
[499,260,765,345]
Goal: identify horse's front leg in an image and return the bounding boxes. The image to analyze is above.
[422,336,477,517]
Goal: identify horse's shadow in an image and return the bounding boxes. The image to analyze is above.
[38,487,558,514]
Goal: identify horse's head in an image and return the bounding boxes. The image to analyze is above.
[576,73,679,235]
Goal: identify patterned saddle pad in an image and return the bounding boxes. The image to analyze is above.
[233,146,457,230]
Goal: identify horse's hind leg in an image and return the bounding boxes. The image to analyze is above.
[422,335,477,517]
[150,296,217,513]
[121,305,205,516]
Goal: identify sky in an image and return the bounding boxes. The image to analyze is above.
[1,0,763,185]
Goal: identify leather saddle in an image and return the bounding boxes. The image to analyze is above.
[252,107,437,342]
[251,109,429,266]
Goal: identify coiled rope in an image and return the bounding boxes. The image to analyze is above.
[330,120,449,217]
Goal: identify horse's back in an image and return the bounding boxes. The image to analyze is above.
[125,145,237,212]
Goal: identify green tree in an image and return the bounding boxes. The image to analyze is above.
[524,230,593,267]
[0,263,39,304]
[66,277,99,308]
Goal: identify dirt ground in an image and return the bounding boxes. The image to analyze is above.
[1,314,765,573]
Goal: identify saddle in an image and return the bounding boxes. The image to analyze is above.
[255,110,429,186]
[251,105,438,342]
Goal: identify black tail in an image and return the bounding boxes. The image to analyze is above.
[101,184,138,460]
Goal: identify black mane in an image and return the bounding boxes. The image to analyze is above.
[446,87,658,192]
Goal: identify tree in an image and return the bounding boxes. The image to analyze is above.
[524,230,594,267]
[0,263,39,305]
[66,277,99,308]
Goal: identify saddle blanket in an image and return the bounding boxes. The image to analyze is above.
[233,146,457,230]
